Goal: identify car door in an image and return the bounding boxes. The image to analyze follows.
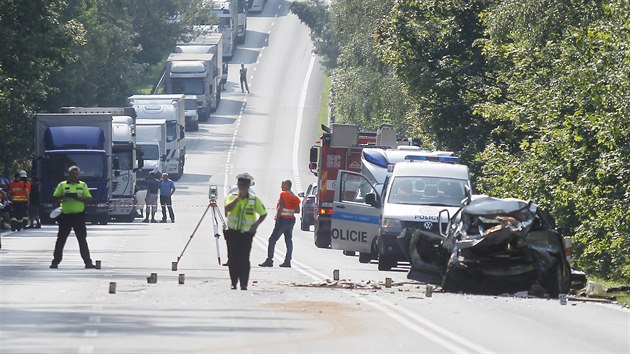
[331,170,381,253]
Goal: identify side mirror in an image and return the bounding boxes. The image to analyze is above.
[309,147,318,163]
[298,192,305,198]
[112,157,120,170]
[365,193,379,208]
[438,209,450,237]
[161,155,167,162]
[114,170,120,177]
[137,158,144,169]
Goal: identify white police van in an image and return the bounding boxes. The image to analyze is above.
[331,152,471,270]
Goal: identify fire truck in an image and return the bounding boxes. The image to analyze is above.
[308,124,396,248]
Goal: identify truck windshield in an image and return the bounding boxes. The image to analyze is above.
[171,79,205,95]
[388,176,466,207]
[112,150,133,170]
[217,17,231,29]
[137,144,160,160]
[43,152,106,182]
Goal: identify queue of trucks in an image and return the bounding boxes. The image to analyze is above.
[30,0,264,224]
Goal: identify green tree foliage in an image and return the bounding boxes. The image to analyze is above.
[0,0,83,172]
[291,0,412,135]
[475,0,630,279]
[375,0,497,163]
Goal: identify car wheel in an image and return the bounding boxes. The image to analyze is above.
[359,252,372,263]
[543,263,564,298]
[300,220,309,231]
[314,233,330,248]
[378,256,393,271]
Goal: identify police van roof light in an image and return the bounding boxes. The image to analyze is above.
[363,149,388,168]
[404,155,459,163]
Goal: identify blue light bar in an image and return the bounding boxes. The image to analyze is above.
[363,149,388,168]
[404,155,459,163]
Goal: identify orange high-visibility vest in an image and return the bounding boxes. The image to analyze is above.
[9,181,29,202]
[277,191,300,219]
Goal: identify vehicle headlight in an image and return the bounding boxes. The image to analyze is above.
[382,218,403,234]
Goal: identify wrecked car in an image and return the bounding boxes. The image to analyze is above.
[399,196,571,297]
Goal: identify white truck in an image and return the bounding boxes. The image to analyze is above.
[212,1,237,59]
[164,52,220,121]
[61,107,141,222]
[330,150,471,270]
[178,26,227,89]
[128,95,186,180]
[135,119,168,182]
[183,95,200,129]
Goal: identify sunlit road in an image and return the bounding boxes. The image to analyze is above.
[1,1,628,353]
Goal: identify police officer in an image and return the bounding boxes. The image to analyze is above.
[259,179,300,268]
[224,173,267,290]
[50,166,96,269]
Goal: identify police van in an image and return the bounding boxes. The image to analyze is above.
[330,153,471,270]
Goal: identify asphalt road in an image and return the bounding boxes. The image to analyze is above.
[1,1,628,353]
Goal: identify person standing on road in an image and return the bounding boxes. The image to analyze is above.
[50,166,96,269]
[259,179,300,268]
[239,64,250,94]
[159,173,176,223]
[143,171,160,223]
[224,173,267,290]
[9,171,30,231]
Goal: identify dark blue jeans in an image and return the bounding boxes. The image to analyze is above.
[266,218,295,262]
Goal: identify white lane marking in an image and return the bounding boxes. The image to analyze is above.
[78,346,94,354]
[292,53,316,193]
[368,295,495,354]
[83,330,98,337]
[354,295,473,354]
[252,237,491,353]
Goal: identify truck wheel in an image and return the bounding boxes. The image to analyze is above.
[193,121,199,132]
[359,253,372,263]
[343,251,356,256]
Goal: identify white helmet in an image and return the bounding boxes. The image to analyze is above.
[236,172,254,182]
[19,170,27,178]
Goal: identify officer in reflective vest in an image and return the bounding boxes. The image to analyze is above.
[259,179,300,268]
[224,172,267,290]
[50,166,96,269]
[9,171,30,231]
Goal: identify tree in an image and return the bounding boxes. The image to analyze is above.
[0,0,83,172]
[375,0,498,163]
[476,0,630,279]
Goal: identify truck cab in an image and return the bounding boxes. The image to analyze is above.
[212,0,236,58]
[35,114,114,225]
[128,95,186,180]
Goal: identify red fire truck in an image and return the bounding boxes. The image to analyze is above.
[308,124,395,248]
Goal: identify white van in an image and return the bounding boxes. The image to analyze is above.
[331,157,471,269]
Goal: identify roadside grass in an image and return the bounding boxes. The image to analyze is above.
[133,62,166,95]
[588,276,630,306]
[318,73,331,133]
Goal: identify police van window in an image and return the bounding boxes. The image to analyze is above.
[341,173,375,204]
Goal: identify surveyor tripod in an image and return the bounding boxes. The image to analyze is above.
[173,199,226,270]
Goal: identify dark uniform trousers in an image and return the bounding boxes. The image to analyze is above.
[52,212,92,266]
[224,229,254,288]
